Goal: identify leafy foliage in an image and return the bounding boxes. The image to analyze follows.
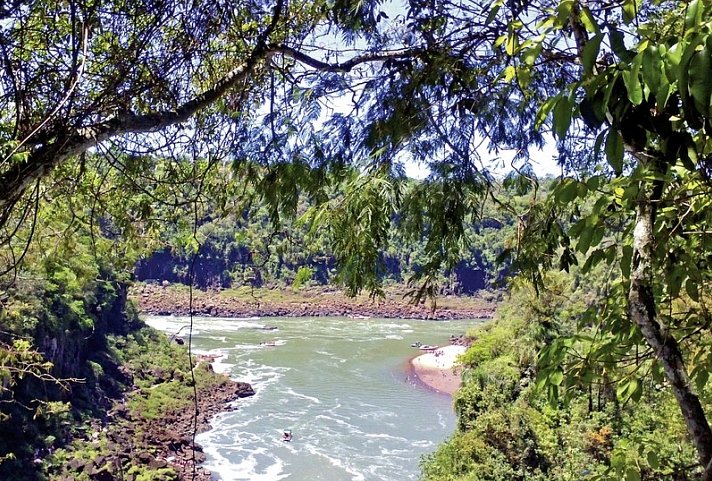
[2,0,712,477]
[423,271,705,481]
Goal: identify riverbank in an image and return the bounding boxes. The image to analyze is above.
[411,345,468,395]
[132,283,497,320]
[42,329,255,481]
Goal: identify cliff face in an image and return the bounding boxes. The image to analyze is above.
[0,277,141,477]
[1,276,255,481]
[134,244,257,289]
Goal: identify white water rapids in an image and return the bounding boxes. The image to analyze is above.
[145,315,483,481]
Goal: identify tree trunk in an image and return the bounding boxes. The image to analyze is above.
[629,182,712,478]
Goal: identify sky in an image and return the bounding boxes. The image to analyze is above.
[402,137,561,180]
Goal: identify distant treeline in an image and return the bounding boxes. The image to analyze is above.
[133,180,542,293]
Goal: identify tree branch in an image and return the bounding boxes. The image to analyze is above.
[0,0,290,220]
[0,1,428,229]
[271,45,422,73]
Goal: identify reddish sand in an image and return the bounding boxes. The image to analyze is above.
[410,345,467,395]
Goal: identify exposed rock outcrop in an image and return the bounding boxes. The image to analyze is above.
[134,284,496,320]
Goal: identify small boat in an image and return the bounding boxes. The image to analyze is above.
[411,341,422,348]
[419,344,439,351]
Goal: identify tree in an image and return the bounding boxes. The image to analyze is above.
[301,0,712,477]
[494,1,712,478]
[3,0,712,477]
[0,0,422,269]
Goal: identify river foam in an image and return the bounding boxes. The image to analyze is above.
[147,315,483,481]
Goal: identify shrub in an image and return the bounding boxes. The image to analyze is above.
[292,266,314,289]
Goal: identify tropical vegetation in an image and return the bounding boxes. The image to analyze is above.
[2,0,712,479]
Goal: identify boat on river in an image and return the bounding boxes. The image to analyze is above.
[419,344,439,351]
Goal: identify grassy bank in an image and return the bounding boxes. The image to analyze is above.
[421,277,706,481]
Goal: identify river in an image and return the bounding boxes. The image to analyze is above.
[144,315,484,481]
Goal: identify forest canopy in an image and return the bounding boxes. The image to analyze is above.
[4,0,712,478]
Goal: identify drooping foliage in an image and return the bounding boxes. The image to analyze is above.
[3,0,712,478]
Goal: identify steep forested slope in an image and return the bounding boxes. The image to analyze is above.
[0,164,252,481]
[422,270,708,481]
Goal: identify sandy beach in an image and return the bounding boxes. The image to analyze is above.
[410,345,467,395]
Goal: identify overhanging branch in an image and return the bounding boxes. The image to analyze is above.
[0,0,288,218]
[271,45,423,72]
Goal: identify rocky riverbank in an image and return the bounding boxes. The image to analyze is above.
[133,284,497,320]
[43,335,255,481]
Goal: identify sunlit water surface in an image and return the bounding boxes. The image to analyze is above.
[145,315,484,481]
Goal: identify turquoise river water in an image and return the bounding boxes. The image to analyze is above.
[145,315,484,481]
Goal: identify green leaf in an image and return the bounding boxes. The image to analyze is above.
[593,130,606,162]
[522,43,543,66]
[686,277,700,301]
[569,218,586,238]
[517,66,532,88]
[548,384,559,405]
[580,95,605,130]
[641,45,662,94]
[630,378,643,402]
[586,175,601,191]
[621,245,633,278]
[617,378,640,402]
[611,450,626,472]
[616,379,630,400]
[688,36,712,116]
[502,65,516,83]
[622,0,639,25]
[553,96,573,140]
[550,369,564,386]
[582,33,603,76]
[580,6,600,34]
[555,0,574,26]
[505,32,518,56]
[605,129,624,174]
[577,225,593,254]
[610,27,634,62]
[622,53,644,105]
[582,249,604,272]
[679,34,707,129]
[646,450,660,470]
[536,96,559,129]
[590,225,605,249]
[665,41,685,82]
[555,178,578,204]
[696,369,709,394]
[626,467,641,481]
[655,80,672,111]
[686,0,703,31]
[485,0,503,24]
